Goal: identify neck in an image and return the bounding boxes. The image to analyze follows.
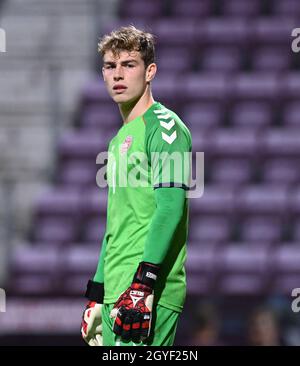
[119,85,155,125]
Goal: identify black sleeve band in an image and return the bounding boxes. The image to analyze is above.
[132,261,160,289]
[153,182,190,190]
[85,280,104,303]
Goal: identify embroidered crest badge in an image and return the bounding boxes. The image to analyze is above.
[120,135,133,154]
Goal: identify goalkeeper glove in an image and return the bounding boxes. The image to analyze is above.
[110,261,160,343]
[81,280,104,346]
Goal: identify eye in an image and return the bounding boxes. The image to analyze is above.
[126,64,135,68]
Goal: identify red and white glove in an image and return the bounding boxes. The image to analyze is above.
[81,301,103,346]
[81,280,104,346]
[110,262,160,343]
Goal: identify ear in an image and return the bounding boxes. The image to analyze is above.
[146,63,157,83]
[102,67,105,81]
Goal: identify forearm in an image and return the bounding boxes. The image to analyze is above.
[93,233,108,283]
[142,187,186,264]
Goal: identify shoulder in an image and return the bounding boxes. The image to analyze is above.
[108,134,118,150]
[143,103,192,146]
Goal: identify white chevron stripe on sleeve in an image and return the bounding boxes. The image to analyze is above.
[162,130,177,144]
[159,119,175,131]
[156,113,172,120]
[154,109,168,114]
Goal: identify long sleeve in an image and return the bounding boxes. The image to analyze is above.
[93,233,108,283]
[142,105,191,264]
[142,187,186,264]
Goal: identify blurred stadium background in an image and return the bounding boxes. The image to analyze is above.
[0,0,300,346]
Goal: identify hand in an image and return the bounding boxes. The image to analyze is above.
[81,280,104,346]
[110,262,160,343]
[110,283,154,342]
[81,301,103,346]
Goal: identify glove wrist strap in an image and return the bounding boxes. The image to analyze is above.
[132,261,160,290]
[85,280,104,303]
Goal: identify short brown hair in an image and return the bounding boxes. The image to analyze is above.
[98,25,155,67]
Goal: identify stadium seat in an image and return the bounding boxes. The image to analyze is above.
[271,244,300,294]
[236,184,289,216]
[81,77,110,104]
[151,74,179,104]
[189,216,232,243]
[232,73,279,101]
[81,217,106,243]
[184,73,228,101]
[186,243,217,294]
[119,0,163,19]
[240,216,283,242]
[273,0,300,16]
[221,0,261,17]
[292,219,300,241]
[11,246,59,273]
[156,47,192,73]
[190,185,235,215]
[58,161,96,187]
[35,187,81,217]
[210,158,252,186]
[9,244,58,293]
[153,19,196,47]
[281,73,300,100]
[61,245,99,274]
[60,245,104,295]
[201,46,242,72]
[79,188,108,217]
[282,102,300,127]
[208,128,258,158]
[263,158,299,185]
[82,105,119,129]
[200,18,249,46]
[231,101,272,130]
[183,102,222,131]
[252,47,291,71]
[8,275,56,295]
[62,274,91,295]
[216,243,270,294]
[58,129,108,161]
[34,217,77,244]
[172,0,211,18]
[289,186,300,216]
[261,129,300,158]
[253,17,297,44]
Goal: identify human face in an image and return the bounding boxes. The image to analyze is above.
[102,50,155,105]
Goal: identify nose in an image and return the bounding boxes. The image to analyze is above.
[113,65,124,81]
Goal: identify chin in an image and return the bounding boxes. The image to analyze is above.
[113,95,137,105]
[111,94,127,103]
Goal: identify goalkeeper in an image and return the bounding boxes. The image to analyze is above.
[81,25,192,346]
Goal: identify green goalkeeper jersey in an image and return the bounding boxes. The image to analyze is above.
[102,101,192,312]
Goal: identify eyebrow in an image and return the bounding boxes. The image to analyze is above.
[103,59,138,66]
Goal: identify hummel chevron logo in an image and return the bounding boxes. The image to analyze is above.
[159,119,175,131]
[162,130,177,144]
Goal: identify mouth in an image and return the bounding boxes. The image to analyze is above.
[113,85,127,92]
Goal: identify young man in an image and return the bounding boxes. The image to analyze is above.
[81,25,192,346]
